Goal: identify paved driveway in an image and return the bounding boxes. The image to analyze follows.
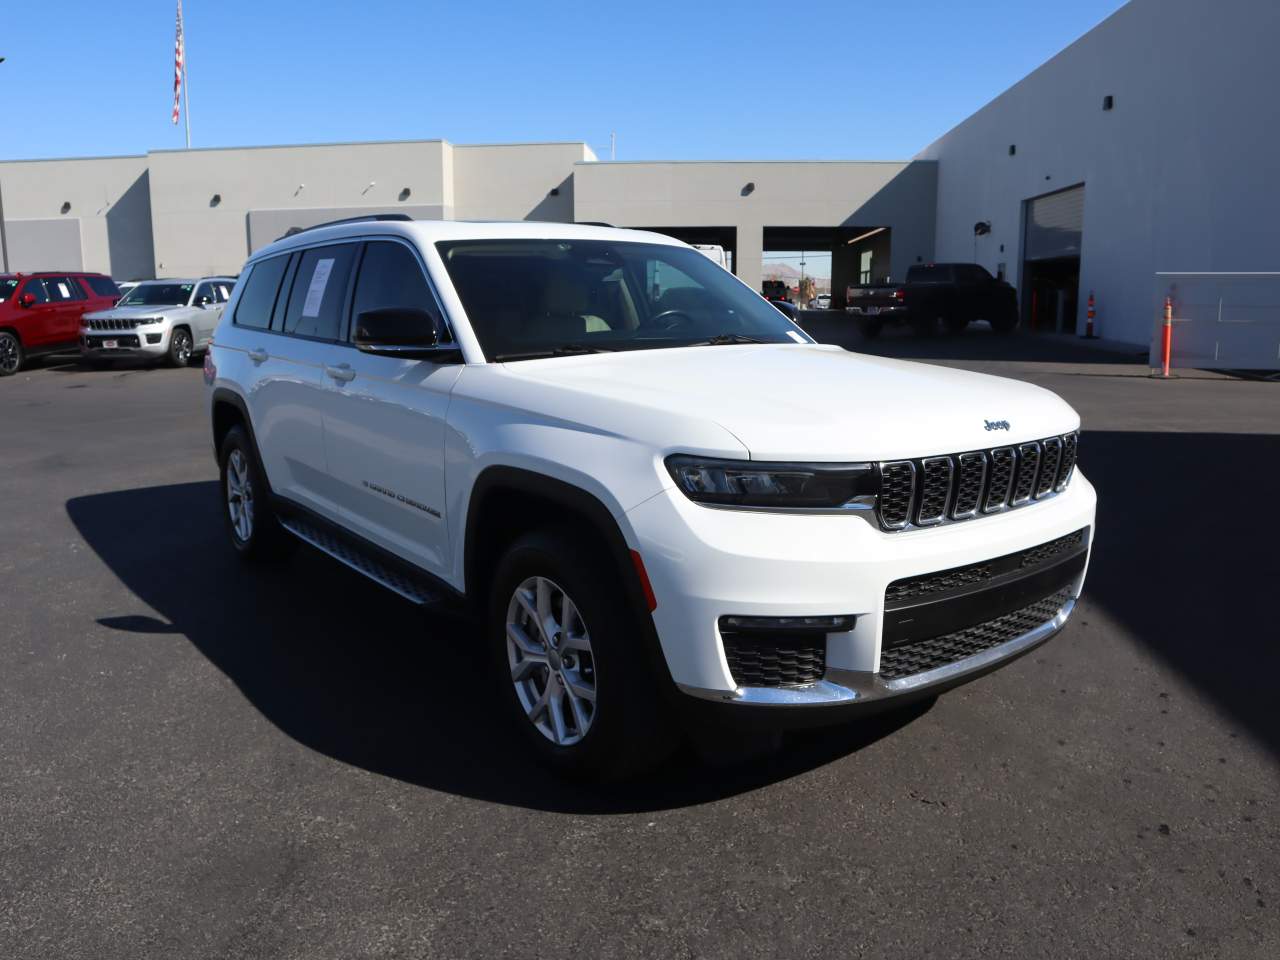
[2,340,1277,959]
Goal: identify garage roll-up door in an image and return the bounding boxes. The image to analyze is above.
[1024,185,1084,261]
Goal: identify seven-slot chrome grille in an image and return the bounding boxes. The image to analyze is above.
[876,432,1078,531]
[87,318,141,330]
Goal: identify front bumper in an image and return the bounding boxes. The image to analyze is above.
[626,470,1096,716]
[80,327,171,358]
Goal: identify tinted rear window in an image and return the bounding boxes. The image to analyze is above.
[84,276,120,297]
[234,255,289,330]
[907,265,953,284]
[281,244,358,340]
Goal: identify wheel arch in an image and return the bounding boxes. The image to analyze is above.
[210,388,275,494]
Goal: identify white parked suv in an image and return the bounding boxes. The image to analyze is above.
[206,215,1096,777]
[82,276,236,367]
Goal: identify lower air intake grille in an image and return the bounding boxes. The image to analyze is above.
[878,587,1072,682]
[723,634,826,688]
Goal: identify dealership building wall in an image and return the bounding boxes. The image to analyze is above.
[920,0,1280,352]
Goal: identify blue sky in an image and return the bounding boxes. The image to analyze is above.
[2,0,1126,162]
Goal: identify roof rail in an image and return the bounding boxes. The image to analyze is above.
[277,213,413,242]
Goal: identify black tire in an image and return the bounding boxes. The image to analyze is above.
[944,314,969,335]
[217,425,295,562]
[82,354,112,369]
[856,317,883,339]
[489,528,676,780]
[166,327,194,367]
[0,331,23,377]
[910,313,938,337]
[990,309,1018,335]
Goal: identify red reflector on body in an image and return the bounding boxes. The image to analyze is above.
[630,550,657,612]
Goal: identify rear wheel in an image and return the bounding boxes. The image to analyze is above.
[490,529,675,780]
[910,312,938,337]
[166,328,193,367]
[0,331,23,376]
[856,317,883,339]
[990,309,1018,334]
[944,314,969,335]
[218,425,295,561]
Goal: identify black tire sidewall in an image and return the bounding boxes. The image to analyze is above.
[488,530,667,779]
[168,329,192,367]
[0,332,22,376]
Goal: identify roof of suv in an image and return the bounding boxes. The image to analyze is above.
[131,276,236,285]
[1,271,110,279]
[250,219,686,266]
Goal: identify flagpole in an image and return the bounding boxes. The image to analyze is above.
[182,4,191,148]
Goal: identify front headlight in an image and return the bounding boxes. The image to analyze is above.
[137,317,163,325]
[666,455,878,509]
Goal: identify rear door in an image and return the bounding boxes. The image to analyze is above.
[231,249,348,521]
[45,276,89,343]
[190,281,221,347]
[317,238,461,576]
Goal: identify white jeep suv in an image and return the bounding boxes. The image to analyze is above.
[206,216,1096,777]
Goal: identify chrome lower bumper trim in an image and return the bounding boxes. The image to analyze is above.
[678,597,1075,708]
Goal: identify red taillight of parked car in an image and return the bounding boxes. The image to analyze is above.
[202,348,216,385]
[893,288,906,302]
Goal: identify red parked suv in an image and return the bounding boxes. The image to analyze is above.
[0,272,120,376]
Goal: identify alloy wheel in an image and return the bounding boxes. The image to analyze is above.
[226,449,254,543]
[0,333,19,374]
[505,576,597,746]
[173,332,192,365]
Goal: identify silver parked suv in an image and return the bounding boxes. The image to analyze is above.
[81,276,236,367]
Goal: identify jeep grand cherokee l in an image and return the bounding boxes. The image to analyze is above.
[206,216,1096,778]
[81,276,235,367]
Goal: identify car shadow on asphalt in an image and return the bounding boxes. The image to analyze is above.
[65,481,928,813]
[1077,430,1280,757]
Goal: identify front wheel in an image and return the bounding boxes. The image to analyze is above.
[490,529,676,780]
[166,328,193,367]
[990,309,1018,335]
[0,331,23,376]
[944,314,969,335]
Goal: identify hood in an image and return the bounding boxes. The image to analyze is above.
[83,304,189,321]
[499,344,1079,461]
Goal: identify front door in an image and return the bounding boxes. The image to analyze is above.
[318,239,460,577]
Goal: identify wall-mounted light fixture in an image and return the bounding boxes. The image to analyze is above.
[294,183,305,197]
[398,187,411,201]
[1103,95,1114,111]
[60,201,72,214]
[845,226,887,246]
[1008,144,1017,156]
[209,193,222,207]
[361,181,376,196]
[548,187,560,197]
[741,182,755,196]
[973,221,992,236]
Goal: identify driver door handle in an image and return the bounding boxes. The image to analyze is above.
[247,348,268,364]
[325,363,356,383]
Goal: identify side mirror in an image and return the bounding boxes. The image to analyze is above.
[353,307,457,360]
[18,293,36,308]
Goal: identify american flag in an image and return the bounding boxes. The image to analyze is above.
[171,0,185,125]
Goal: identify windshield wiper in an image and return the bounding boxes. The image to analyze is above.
[688,334,772,346]
[493,344,616,361]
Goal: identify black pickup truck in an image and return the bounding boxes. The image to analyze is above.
[845,263,1017,338]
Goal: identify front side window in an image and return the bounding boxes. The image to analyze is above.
[233,256,288,330]
[350,241,443,339]
[282,244,358,340]
[21,279,52,304]
[0,278,17,302]
[119,282,194,307]
[436,239,808,361]
[193,283,216,306]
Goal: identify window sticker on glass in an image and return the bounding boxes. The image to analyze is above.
[301,258,335,318]
[57,282,71,298]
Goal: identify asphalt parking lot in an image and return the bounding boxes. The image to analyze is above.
[3,332,1278,959]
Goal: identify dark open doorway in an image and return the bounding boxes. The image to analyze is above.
[1023,256,1081,333]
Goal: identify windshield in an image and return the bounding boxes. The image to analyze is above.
[436,239,810,360]
[119,283,193,307]
[0,278,17,302]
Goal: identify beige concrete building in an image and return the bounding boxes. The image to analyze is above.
[0,139,932,307]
